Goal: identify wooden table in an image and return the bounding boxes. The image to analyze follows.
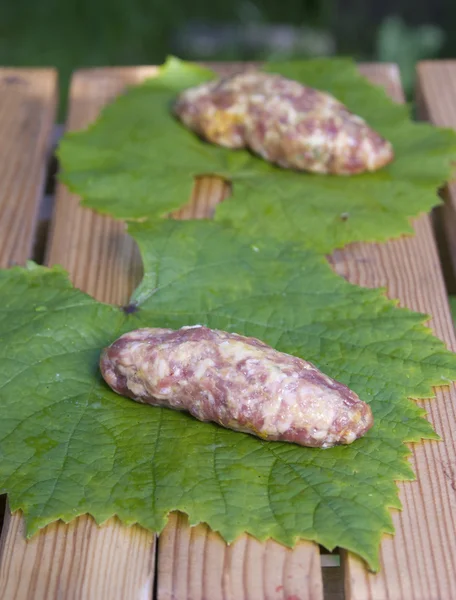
[0,61,455,600]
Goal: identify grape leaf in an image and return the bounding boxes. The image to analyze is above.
[2,221,455,571]
[58,57,456,253]
[449,296,456,327]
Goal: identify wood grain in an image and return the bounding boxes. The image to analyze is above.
[0,507,155,600]
[158,513,323,600]
[0,67,160,600]
[0,67,57,593]
[416,61,456,287]
[0,68,57,267]
[338,65,456,600]
[45,67,159,303]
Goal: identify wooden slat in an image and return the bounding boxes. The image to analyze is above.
[0,68,57,594]
[416,61,456,285]
[0,67,159,600]
[158,512,322,600]
[46,67,157,303]
[0,507,155,600]
[161,63,325,600]
[162,173,324,600]
[0,68,57,267]
[337,65,456,600]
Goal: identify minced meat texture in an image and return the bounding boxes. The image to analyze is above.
[173,72,394,175]
[100,325,373,448]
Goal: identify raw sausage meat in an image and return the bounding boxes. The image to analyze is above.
[100,325,373,448]
[174,72,394,175]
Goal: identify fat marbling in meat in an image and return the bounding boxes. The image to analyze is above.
[174,72,393,175]
[100,325,373,448]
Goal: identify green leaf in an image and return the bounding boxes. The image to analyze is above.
[449,296,456,328]
[1,221,455,570]
[58,57,456,253]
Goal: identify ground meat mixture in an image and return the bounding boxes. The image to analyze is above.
[174,72,394,175]
[100,325,373,448]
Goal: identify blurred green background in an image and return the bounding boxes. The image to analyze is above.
[1,0,455,116]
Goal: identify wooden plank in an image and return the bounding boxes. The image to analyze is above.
[337,65,456,600]
[158,512,323,600]
[0,68,57,267]
[46,67,157,303]
[0,508,155,600]
[161,168,324,600]
[416,61,456,287]
[0,67,159,600]
[0,68,57,589]
[160,63,325,600]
